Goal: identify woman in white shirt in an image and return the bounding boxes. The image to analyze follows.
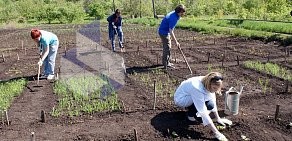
[174,72,232,141]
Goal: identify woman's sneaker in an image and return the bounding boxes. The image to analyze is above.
[47,75,55,80]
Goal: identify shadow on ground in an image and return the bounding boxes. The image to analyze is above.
[126,65,164,74]
[151,111,215,140]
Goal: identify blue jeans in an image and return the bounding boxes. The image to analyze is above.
[43,41,59,76]
[109,27,123,50]
[187,100,214,122]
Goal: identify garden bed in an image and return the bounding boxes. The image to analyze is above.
[0,23,291,140]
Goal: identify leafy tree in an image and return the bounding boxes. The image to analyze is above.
[87,0,111,20]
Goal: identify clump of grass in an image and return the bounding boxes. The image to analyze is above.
[243,61,291,81]
[52,75,121,117]
[258,78,270,94]
[0,78,27,111]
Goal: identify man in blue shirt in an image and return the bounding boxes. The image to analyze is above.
[158,4,185,69]
[107,9,125,52]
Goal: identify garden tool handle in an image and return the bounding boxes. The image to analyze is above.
[37,56,41,85]
[178,44,193,74]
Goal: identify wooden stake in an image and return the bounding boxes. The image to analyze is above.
[56,73,59,80]
[221,53,225,67]
[134,129,138,141]
[2,53,5,62]
[21,40,24,50]
[174,51,177,63]
[17,53,20,61]
[24,47,27,55]
[153,80,157,110]
[285,80,289,93]
[156,54,159,65]
[213,37,216,45]
[5,110,9,125]
[237,56,239,66]
[31,132,35,141]
[64,46,67,56]
[1,110,4,125]
[137,46,140,55]
[274,104,280,120]
[108,63,110,74]
[207,52,210,63]
[40,110,46,123]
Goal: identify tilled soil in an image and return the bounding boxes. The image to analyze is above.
[0,24,291,141]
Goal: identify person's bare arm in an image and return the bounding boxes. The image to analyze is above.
[41,46,49,61]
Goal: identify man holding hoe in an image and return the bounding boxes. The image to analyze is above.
[107,9,125,52]
[158,4,185,70]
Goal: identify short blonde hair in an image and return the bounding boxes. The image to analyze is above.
[202,72,223,93]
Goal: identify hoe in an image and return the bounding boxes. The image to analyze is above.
[178,44,193,75]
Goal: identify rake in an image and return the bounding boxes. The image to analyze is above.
[177,44,193,75]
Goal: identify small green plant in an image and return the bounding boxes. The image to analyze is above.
[258,78,270,94]
[0,78,27,111]
[244,61,291,81]
[53,75,121,117]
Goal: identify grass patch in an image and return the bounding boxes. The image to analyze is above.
[52,75,121,117]
[0,78,27,111]
[125,17,292,45]
[243,61,292,81]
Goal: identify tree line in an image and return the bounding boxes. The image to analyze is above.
[0,0,291,24]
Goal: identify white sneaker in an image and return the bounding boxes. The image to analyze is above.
[187,116,196,122]
[47,75,55,80]
[39,74,48,79]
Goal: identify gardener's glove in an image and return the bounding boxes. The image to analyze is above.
[217,118,232,126]
[112,22,117,29]
[215,132,228,141]
[38,60,43,66]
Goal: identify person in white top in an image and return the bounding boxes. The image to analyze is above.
[174,72,232,141]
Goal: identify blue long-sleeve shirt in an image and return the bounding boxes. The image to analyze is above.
[158,11,180,36]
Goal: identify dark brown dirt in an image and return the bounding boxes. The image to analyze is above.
[0,23,291,141]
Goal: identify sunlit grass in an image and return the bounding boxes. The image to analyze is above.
[243,60,291,81]
[52,75,121,117]
[0,79,27,111]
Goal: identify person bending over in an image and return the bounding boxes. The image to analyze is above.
[31,29,59,80]
[174,72,232,141]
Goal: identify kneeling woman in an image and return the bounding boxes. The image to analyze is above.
[174,72,232,141]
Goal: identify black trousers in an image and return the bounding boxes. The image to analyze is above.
[186,100,214,122]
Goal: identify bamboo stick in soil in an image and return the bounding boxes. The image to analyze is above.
[5,110,9,125]
[153,80,157,110]
[1,110,4,125]
[31,132,35,141]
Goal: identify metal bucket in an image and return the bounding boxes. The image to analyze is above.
[224,86,243,115]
